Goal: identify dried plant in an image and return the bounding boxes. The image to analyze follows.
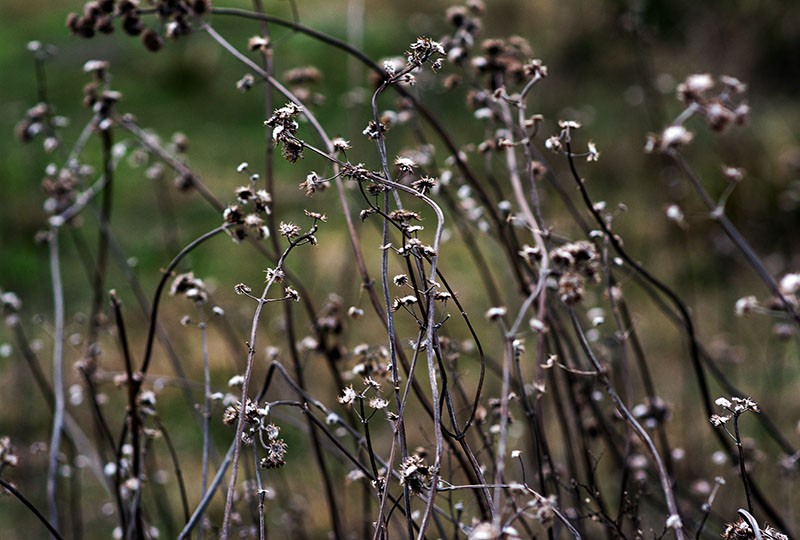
[2,2,799,540]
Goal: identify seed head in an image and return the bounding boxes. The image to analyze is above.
[141,29,163,53]
[279,221,301,238]
[677,73,714,103]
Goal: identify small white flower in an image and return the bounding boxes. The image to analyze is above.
[369,397,389,410]
[545,136,563,153]
[666,204,684,224]
[714,397,732,409]
[338,385,359,405]
[485,306,507,320]
[779,273,800,295]
[665,514,683,529]
[394,156,417,173]
[734,296,758,317]
[474,108,493,120]
[332,137,351,151]
[661,125,694,149]
[558,119,582,129]
[586,141,600,162]
[529,318,547,333]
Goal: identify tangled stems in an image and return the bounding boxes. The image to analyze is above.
[10,2,800,538]
[567,308,685,540]
[220,225,318,540]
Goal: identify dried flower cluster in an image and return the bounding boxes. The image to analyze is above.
[647,73,749,153]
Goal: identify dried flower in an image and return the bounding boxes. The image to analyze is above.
[704,99,736,132]
[284,287,300,302]
[299,171,323,196]
[279,221,301,238]
[0,436,19,468]
[734,296,759,317]
[469,523,501,540]
[715,396,760,415]
[235,185,253,203]
[665,204,685,226]
[303,209,327,222]
[368,396,389,410]
[388,209,422,223]
[338,385,359,405]
[248,36,270,52]
[169,272,208,303]
[236,73,255,92]
[406,36,445,66]
[332,137,351,152]
[558,119,582,130]
[399,455,431,494]
[660,125,694,150]
[677,73,714,103]
[665,515,683,530]
[720,75,747,94]
[260,438,288,469]
[721,165,745,183]
[586,141,600,162]
[485,306,507,320]
[283,66,322,85]
[715,397,732,409]
[362,120,386,140]
[264,268,285,283]
[411,176,437,193]
[558,272,585,305]
[710,414,731,427]
[779,273,800,296]
[392,295,418,311]
[545,136,562,153]
[394,156,417,174]
[265,103,304,161]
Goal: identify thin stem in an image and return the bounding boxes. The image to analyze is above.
[669,150,800,326]
[110,291,145,540]
[46,229,65,537]
[0,478,65,540]
[733,415,754,515]
[197,302,211,540]
[178,442,235,540]
[220,230,315,539]
[140,225,228,376]
[567,308,684,540]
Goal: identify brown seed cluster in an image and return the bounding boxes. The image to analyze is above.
[67,0,211,52]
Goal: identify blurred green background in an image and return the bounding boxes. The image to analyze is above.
[2,0,800,538]
[3,0,800,311]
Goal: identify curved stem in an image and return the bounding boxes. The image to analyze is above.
[0,477,65,540]
[140,225,227,375]
[46,229,65,536]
